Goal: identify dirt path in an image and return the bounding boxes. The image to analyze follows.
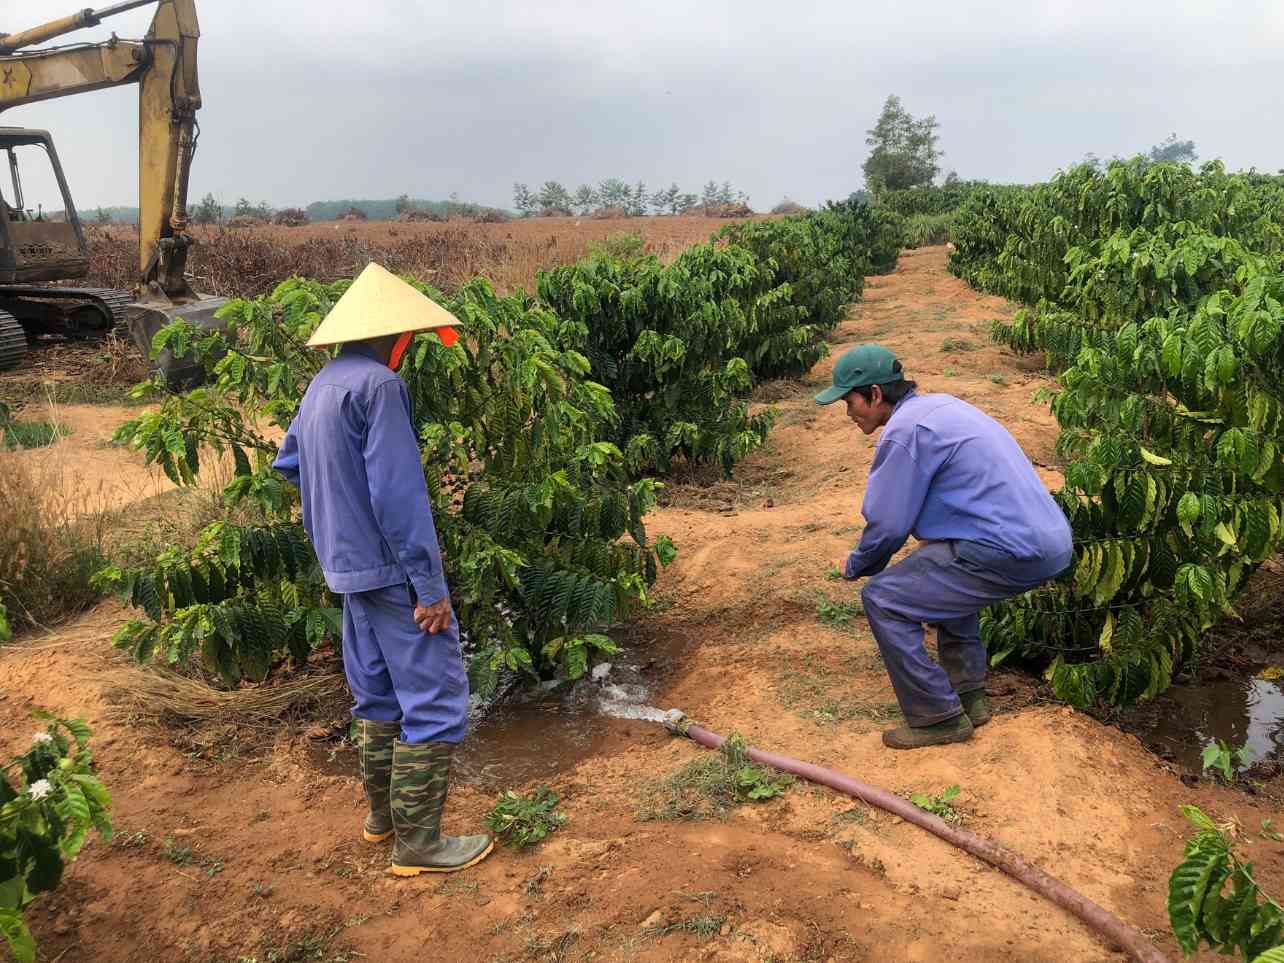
[3,246,1282,963]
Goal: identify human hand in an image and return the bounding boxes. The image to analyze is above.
[414,596,453,634]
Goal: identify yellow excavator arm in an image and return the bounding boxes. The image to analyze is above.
[0,0,224,384]
[1,0,203,297]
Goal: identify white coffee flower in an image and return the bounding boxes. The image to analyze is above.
[32,731,53,745]
[27,779,52,801]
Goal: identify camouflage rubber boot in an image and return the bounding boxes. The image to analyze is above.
[389,740,493,876]
[882,713,974,750]
[356,718,402,842]
[960,690,992,728]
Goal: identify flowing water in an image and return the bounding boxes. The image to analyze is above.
[308,629,690,787]
[1125,670,1284,774]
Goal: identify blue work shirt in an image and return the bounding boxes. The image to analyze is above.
[845,390,1072,581]
[273,344,449,605]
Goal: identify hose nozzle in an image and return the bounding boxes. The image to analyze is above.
[662,708,689,735]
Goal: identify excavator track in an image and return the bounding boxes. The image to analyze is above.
[0,309,30,372]
[0,286,135,338]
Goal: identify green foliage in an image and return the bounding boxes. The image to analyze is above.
[1201,740,1248,782]
[485,787,567,848]
[908,784,963,824]
[0,404,66,450]
[863,94,943,194]
[1168,806,1282,960]
[955,159,1284,708]
[902,212,954,249]
[587,231,646,261]
[815,593,862,628]
[109,276,671,691]
[1,715,112,963]
[108,206,893,692]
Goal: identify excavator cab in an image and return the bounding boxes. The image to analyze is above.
[0,129,89,283]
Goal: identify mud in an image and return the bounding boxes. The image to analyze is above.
[2,246,1282,963]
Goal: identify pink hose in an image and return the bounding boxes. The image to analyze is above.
[670,716,1170,963]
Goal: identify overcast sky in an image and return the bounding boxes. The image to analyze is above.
[5,0,1283,211]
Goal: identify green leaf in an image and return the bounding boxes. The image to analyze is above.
[1140,447,1173,466]
[1250,947,1284,963]
[0,910,35,963]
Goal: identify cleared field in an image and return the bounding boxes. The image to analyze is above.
[82,214,762,298]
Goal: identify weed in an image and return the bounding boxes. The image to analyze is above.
[815,592,862,629]
[942,366,959,377]
[112,830,150,849]
[252,881,274,898]
[638,734,792,821]
[1201,740,1247,782]
[486,787,567,848]
[908,785,963,824]
[1259,818,1283,842]
[525,865,553,897]
[776,665,898,727]
[940,338,978,353]
[987,372,1008,385]
[642,893,728,940]
[824,565,843,580]
[161,836,225,876]
[1,418,67,450]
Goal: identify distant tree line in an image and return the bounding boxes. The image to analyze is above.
[511,179,754,217]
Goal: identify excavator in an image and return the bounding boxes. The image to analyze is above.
[0,0,224,383]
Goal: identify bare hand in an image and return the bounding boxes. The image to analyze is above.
[414,597,453,634]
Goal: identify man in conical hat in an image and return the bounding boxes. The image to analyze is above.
[273,263,493,875]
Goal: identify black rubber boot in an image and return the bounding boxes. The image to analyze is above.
[882,713,974,750]
[960,690,992,728]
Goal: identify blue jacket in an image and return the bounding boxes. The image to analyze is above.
[845,391,1072,581]
[273,344,449,604]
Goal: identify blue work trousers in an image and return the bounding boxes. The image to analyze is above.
[341,582,469,744]
[860,540,1070,727]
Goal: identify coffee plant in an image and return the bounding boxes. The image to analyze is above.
[105,205,897,690]
[1168,805,1282,961]
[104,276,673,693]
[955,158,1284,706]
[1,714,112,963]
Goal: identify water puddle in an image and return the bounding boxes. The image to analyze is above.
[1125,670,1284,775]
[306,628,690,788]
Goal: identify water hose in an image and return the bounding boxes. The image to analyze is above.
[661,710,1170,963]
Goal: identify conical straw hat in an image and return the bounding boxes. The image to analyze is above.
[306,262,460,347]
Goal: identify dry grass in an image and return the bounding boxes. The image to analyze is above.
[102,664,346,724]
[82,215,756,297]
[0,448,109,632]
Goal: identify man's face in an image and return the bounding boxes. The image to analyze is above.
[844,386,886,435]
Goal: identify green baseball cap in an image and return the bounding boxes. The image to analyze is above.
[814,344,903,405]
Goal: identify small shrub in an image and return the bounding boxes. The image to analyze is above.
[1200,740,1247,782]
[1,715,113,963]
[486,787,567,848]
[587,231,646,261]
[771,199,808,215]
[940,337,978,353]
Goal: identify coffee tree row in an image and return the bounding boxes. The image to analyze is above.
[953,159,1284,706]
[103,204,899,691]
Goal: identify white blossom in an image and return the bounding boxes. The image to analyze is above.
[32,731,53,745]
[27,779,52,801]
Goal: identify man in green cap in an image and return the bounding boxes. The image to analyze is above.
[817,344,1072,748]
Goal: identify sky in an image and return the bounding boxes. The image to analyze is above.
[3,0,1282,212]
